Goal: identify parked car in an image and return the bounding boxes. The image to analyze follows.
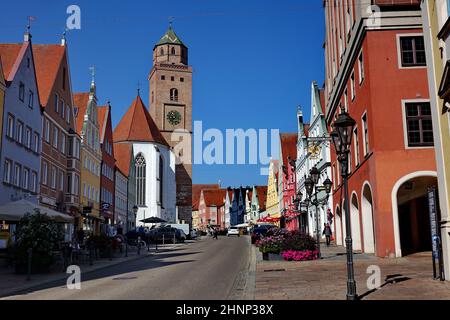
[251,224,277,244]
[125,229,150,247]
[148,226,186,243]
[227,227,240,237]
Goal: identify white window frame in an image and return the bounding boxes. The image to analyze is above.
[7,114,14,138]
[396,33,427,70]
[358,51,364,85]
[350,71,355,101]
[23,167,29,190]
[401,99,434,149]
[14,163,21,187]
[3,159,12,184]
[31,171,37,193]
[45,119,50,143]
[51,166,57,189]
[16,120,23,144]
[61,133,66,154]
[362,111,369,156]
[53,127,58,149]
[353,126,360,166]
[33,132,40,153]
[42,162,48,185]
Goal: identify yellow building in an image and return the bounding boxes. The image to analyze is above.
[422,0,450,279]
[0,59,5,156]
[265,160,280,220]
[73,80,102,235]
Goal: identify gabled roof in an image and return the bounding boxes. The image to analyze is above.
[97,105,109,143]
[202,189,227,207]
[73,92,90,135]
[113,95,168,146]
[0,57,5,87]
[254,186,268,211]
[32,44,66,107]
[192,184,220,211]
[0,43,26,82]
[114,143,133,176]
[280,133,297,168]
[155,26,186,47]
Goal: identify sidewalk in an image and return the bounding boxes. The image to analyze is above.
[0,242,184,298]
[254,244,450,300]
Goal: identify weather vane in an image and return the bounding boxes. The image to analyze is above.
[89,66,96,83]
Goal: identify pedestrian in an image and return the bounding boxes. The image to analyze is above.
[323,223,332,247]
[213,227,218,240]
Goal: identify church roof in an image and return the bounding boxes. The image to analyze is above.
[32,44,66,107]
[114,142,133,176]
[155,26,186,47]
[113,94,168,146]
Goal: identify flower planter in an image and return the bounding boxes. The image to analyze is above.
[268,253,283,261]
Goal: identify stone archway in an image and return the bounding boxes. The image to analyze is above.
[361,183,375,254]
[392,171,438,257]
[350,193,362,251]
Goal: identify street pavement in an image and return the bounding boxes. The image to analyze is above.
[2,236,251,300]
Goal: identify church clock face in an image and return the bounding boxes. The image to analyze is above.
[167,110,182,126]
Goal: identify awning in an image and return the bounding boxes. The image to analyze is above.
[234,223,250,228]
[0,199,74,223]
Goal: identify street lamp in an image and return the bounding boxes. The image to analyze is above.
[331,106,357,301]
[310,166,320,185]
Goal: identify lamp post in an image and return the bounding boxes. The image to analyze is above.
[331,107,357,301]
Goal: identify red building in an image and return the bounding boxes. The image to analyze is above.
[279,133,298,231]
[324,0,437,258]
[98,104,115,226]
[198,189,227,231]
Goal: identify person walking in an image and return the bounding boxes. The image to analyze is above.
[323,223,332,247]
[213,227,218,240]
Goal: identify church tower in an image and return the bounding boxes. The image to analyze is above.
[149,25,192,226]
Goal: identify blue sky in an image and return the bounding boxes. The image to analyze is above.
[1,0,325,188]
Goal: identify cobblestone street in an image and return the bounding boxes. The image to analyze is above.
[255,245,450,300]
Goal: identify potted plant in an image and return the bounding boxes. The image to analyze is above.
[255,234,285,260]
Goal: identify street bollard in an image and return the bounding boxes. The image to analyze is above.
[163,234,165,246]
[137,236,141,255]
[155,240,158,252]
[26,248,32,281]
[173,233,176,244]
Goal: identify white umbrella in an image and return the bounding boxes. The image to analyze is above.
[234,223,250,228]
[0,199,74,223]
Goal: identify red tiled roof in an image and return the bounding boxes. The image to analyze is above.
[0,43,25,81]
[192,184,220,211]
[202,189,227,207]
[73,92,90,135]
[280,133,297,167]
[255,186,268,211]
[113,95,168,146]
[32,44,65,107]
[114,143,133,176]
[98,105,108,143]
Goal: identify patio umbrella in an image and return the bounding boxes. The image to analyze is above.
[140,216,167,223]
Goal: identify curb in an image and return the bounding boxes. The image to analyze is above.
[242,243,256,300]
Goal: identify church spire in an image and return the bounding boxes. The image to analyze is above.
[89,66,96,97]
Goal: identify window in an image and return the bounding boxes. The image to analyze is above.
[171,76,175,81]
[170,88,178,102]
[54,94,59,113]
[51,166,56,189]
[25,127,31,149]
[61,133,66,154]
[23,168,29,190]
[180,78,184,82]
[14,164,21,187]
[161,75,165,80]
[61,100,65,119]
[53,127,58,149]
[74,175,79,196]
[157,155,163,206]
[160,47,164,55]
[66,105,70,123]
[3,159,12,184]
[45,120,50,142]
[405,102,434,147]
[135,153,146,206]
[42,161,48,185]
[362,113,369,156]
[7,114,14,138]
[28,90,34,108]
[400,36,426,67]
[344,89,348,112]
[171,47,175,55]
[353,127,360,166]
[16,121,23,144]
[33,132,40,153]
[358,52,364,84]
[59,171,64,191]
[67,174,72,193]
[31,171,37,193]
[350,71,355,100]
[19,82,25,101]
[83,183,86,197]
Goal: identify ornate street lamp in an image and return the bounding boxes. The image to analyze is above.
[331,106,357,301]
[310,166,320,185]
[304,176,314,198]
[323,177,333,195]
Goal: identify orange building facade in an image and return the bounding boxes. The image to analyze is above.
[324,1,437,258]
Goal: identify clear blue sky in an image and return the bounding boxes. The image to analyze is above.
[1,0,325,188]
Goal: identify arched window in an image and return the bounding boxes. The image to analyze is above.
[135,153,146,206]
[160,47,164,55]
[171,47,176,55]
[157,155,163,206]
[170,88,178,102]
